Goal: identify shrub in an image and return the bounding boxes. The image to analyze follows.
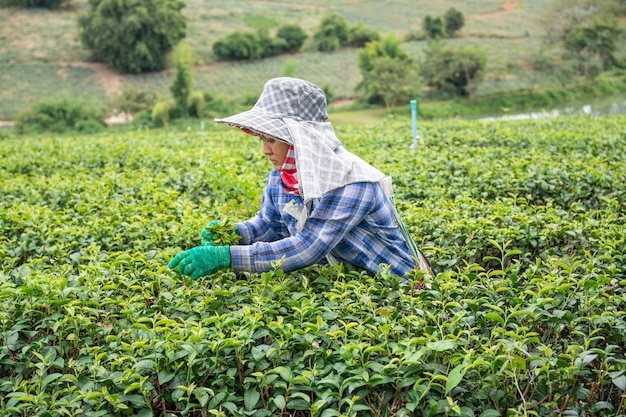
[276,24,308,53]
[312,12,349,52]
[423,14,444,39]
[77,0,186,73]
[170,43,194,117]
[14,96,105,134]
[113,88,157,115]
[151,99,173,128]
[213,31,265,60]
[188,91,205,118]
[347,23,380,47]
[1,116,625,416]
[444,7,465,37]
[256,29,288,57]
[419,42,488,101]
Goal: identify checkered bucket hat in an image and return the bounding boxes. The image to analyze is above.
[214,77,329,144]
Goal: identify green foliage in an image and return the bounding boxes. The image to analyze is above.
[212,30,286,61]
[419,42,488,100]
[204,219,241,246]
[443,7,464,37]
[77,0,186,73]
[358,56,420,108]
[113,88,157,115]
[0,0,68,8]
[347,23,381,47]
[357,35,416,105]
[562,18,623,75]
[357,35,410,74]
[312,12,349,52]
[14,96,105,134]
[423,15,445,40]
[392,70,626,120]
[170,43,194,117]
[188,91,204,119]
[281,58,299,78]
[151,99,173,128]
[276,24,308,53]
[1,116,626,416]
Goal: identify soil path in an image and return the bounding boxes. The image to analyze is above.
[66,61,124,98]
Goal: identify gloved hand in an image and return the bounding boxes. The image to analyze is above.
[200,220,221,245]
[201,220,241,246]
[168,246,231,280]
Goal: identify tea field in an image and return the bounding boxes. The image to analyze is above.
[1,115,625,416]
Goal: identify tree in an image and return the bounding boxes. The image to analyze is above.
[312,13,349,52]
[359,56,421,108]
[78,0,186,73]
[419,43,487,101]
[444,8,465,37]
[562,19,622,76]
[170,43,193,116]
[276,24,308,53]
[539,0,622,44]
[423,15,444,39]
[357,34,410,73]
[539,0,625,76]
[357,35,418,106]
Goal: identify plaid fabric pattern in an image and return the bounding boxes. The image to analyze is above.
[230,171,415,277]
[215,77,328,143]
[216,77,385,204]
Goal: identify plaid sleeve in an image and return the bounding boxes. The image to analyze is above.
[231,182,375,272]
[236,173,287,245]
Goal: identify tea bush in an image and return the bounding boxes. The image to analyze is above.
[1,116,625,416]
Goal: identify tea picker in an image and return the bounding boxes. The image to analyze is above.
[168,77,433,281]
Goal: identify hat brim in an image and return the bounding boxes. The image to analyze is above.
[215,108,292,144]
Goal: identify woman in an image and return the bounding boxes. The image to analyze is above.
[168,77,431,280]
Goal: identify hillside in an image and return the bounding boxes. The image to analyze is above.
[0,0,569,121]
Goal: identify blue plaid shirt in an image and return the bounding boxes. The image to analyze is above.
[230,170,415,276]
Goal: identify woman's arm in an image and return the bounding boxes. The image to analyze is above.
[231,182,376,272]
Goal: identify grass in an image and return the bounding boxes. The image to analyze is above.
[0,0,573,120]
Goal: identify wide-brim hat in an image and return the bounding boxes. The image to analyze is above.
[215,77,385,203]
[214,77,329,144]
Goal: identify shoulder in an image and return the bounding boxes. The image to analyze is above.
[334,181,381,198]
[321,181,383,209]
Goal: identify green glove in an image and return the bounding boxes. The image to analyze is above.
[201,220,241,246]
[168,246,231,280]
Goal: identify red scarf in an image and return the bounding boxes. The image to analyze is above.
[281,145,299,195]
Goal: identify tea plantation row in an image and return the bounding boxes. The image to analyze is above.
[1,115,625,416]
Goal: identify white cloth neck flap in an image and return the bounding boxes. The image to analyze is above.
[283,118,385,204]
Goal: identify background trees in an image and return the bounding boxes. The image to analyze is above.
[77,0,186,73]
[422,7,465,40]
[311,12,349,52]
[212,25,306,61]
[444,8,465,38]
[539,0,626,78]
[357,35,420,107]
[419,43,487,101]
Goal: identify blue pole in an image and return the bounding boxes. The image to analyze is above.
[410,99,418,151]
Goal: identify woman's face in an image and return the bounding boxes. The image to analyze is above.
[260,137,291,171]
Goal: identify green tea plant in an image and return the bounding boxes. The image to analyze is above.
[1,116,625,416]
